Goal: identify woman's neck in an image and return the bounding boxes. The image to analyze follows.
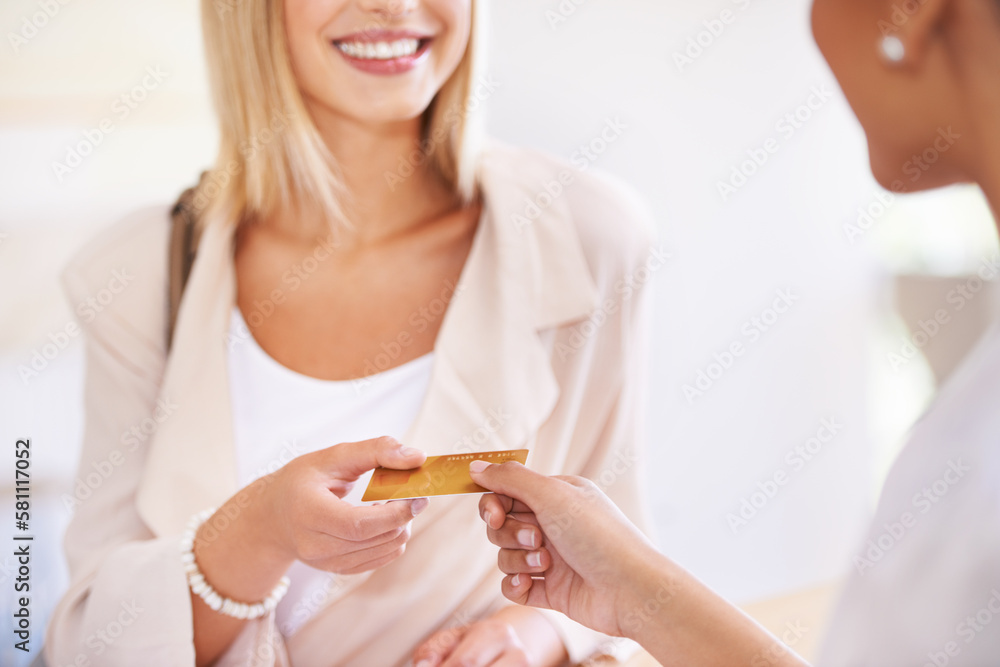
[267,102,462,249]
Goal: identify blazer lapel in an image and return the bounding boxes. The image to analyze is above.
[137,216,240,536]
[402,143,601,463]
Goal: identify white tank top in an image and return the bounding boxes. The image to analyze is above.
[226,307,434,636]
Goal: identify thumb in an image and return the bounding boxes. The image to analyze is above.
[468,461,552,513]
[323,436,426,481]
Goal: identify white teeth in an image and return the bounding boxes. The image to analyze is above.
[337,38,420,60]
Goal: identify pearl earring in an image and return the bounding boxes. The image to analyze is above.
[880,35,905,63]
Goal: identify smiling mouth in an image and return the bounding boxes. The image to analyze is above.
[333,37,431,61]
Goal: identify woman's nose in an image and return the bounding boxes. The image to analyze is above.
[358,0,418,19]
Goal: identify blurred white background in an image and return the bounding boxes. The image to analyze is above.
[2,0,999,664]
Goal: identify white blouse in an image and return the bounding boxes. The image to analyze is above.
[226,307,435,636]
[820,319,1000,665]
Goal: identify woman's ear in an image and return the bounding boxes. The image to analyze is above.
[878,0,952,67]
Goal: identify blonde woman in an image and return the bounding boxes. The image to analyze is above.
[44,0,655,665]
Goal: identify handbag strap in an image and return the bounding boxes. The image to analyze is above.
[167,174,206,351]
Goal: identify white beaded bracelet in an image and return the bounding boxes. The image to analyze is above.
[180,508,290,620]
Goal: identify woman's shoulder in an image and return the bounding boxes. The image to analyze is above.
[481,140,659,281]
[64,205,170,277]
[61,205,172,341]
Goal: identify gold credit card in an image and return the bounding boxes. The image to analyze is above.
[361,449,529,503]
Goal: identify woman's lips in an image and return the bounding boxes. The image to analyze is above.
[332,31,433,75]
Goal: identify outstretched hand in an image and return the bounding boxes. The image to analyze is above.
[469,461,666,639]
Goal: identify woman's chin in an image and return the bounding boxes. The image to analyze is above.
[870,165,910,193]
[867,137,971,194]
[302,99,429,133]
[325,95,434,127]
[868,148,915,194]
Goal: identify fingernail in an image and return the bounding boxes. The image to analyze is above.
[517,528,535,548]
[410,497,429,516]
[482,509,492,526]
[511,573,522,586]
[400,446,422,457]
[469,460,490,474]
[526,551,542,568]
[415,660,432,667]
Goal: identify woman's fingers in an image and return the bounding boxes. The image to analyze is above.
[310,525,409,572]
[497,547,550,575]
[413,626,466,667]
[334,542,408,575]
[491,653,533,667]
[478,493,510,529]
[486,516,542,550]
[506,511,539,528]
[321,496,427,542]
[337,522,411,554]
[501,573,553,611]
[320,436,426,481]
[439,641,504,667]
[439,622,515,667]
[471,461,581,521]
[478,493,536,530]
[470,461,552,506]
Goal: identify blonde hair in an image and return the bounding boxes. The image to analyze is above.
[195,0,487,230]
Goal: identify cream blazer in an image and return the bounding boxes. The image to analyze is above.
[44,141,658,667]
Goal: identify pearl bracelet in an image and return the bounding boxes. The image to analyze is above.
[180,508,290,620]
